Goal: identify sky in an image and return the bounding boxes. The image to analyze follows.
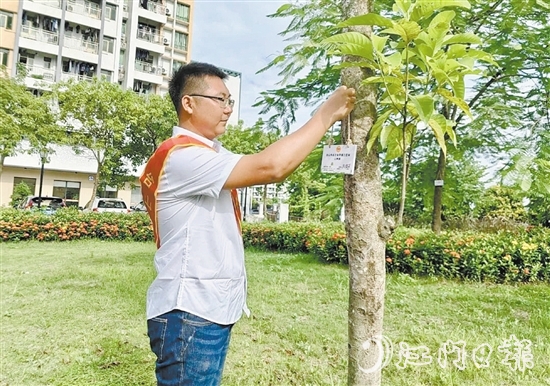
[191,1,311,128]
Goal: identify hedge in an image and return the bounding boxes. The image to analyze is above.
[1,209,549,283]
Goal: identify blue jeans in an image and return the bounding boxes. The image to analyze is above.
[147,310,233,386]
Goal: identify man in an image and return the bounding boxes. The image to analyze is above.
[140,62,355,386]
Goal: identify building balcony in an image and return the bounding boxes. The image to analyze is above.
[137,29,162,45]
[66,0,101,20]
[63,35,99,55]
[17,64,56,86]
[134,60,163,76]
[146,1,166,16]
[135,29,165,54]
[21,25,59,45]
[61,71,94,82]
[29,0,61,8]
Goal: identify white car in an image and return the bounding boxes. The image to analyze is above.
[85,198,131,214]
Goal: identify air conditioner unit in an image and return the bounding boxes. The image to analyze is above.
[162,68,167,75]
[165,8,171,16]
[163,37,169,45]
[67,4,73,11]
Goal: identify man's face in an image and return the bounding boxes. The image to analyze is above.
[188,76,233,140]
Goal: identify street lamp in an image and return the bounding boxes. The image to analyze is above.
[37,148,49,209]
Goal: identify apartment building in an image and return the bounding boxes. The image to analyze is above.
[1,0,243,208]
[8,0,193,93]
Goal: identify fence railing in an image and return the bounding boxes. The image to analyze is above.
[66,0,101,19]
[134,60,163,75]
[20,25,59,45]
[17,64,56,82]
[136,29,162,44]
[64,35,99,54]
[29,0,61,8]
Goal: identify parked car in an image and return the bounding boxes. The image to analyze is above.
[18,196,66,214]
[130,201,147,212]
[84,198,131,214]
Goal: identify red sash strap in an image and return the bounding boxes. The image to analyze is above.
[140,135,242,248]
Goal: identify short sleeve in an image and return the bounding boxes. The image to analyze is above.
[160,146,242,198]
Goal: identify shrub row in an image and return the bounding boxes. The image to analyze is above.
[1,209,548,283]
[0,209,153,242]
[242,223,550,283]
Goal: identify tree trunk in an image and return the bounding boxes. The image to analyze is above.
[431,148,446,234]
[397,155,408,225]
[87,167,101,208]
[342,1,388,384]
[0,155,5,178]
[262,184,268,216]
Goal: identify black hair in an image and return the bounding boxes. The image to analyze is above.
[168,62,227,116]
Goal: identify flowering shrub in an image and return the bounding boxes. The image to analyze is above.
[0,208,153,242]
[2,209,548,283]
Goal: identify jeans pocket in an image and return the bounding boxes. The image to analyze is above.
[148,317,168,361]
[182,312,214,327]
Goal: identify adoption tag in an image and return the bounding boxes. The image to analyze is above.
[321,144,357,175]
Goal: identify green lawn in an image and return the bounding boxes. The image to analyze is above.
[1,241,549,385]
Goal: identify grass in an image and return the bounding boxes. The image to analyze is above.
[0,241,549,385]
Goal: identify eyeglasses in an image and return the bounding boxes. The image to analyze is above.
[188,94,235,108]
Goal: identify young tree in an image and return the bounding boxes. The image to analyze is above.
[122,93,177,170]
[0,71,59,176]
[218,120,278,216]
[54,78,136,205]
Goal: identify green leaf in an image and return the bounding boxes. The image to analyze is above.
[382,123,404,160]
[393,0,413,17]
[443,33,481,45]
[323,32,373,60]
[521,174,532,191]
[366,109,392,154]
[398,20,422,42]
[337,13,394,28]
[428,10,455,30]
[371,35,389,53]
[411,0,471,21]
[451,75,465,99]
[410,95,434,123]
[275,3,292,13]
[428,113,448,155]
[383,52,403,67]
[446,120,458,146]
[363,75,403,86]
[438,89,473,119]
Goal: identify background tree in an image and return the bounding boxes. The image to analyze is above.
[218,120,278,216]
[54,78,136,205]
[0,70,60,177]
[123,93,176,171]
[258,0,550,231]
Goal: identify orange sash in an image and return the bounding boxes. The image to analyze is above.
[140,135,242,248]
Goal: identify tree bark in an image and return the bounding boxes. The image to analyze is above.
[431,148,446,234]
[342,1,388,384]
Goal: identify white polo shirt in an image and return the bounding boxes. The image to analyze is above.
[146,126,249,325]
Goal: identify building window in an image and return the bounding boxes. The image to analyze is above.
[43,57,52,69]
[176,3,190,23]
[173,60,184,73]
[52,180,81,206]
[103,36,115,54]
[0,48,8,67]
[98,185,117,198]
[13,177,37,195]
[174,32,188,51]
[105,4,117,20]
[0,10,13,30]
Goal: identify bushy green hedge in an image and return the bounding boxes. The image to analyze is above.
[0,208,153,242]
[2,209,548,282]
[242,222,550,283]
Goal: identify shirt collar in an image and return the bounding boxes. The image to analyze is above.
[172,126,221,151]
